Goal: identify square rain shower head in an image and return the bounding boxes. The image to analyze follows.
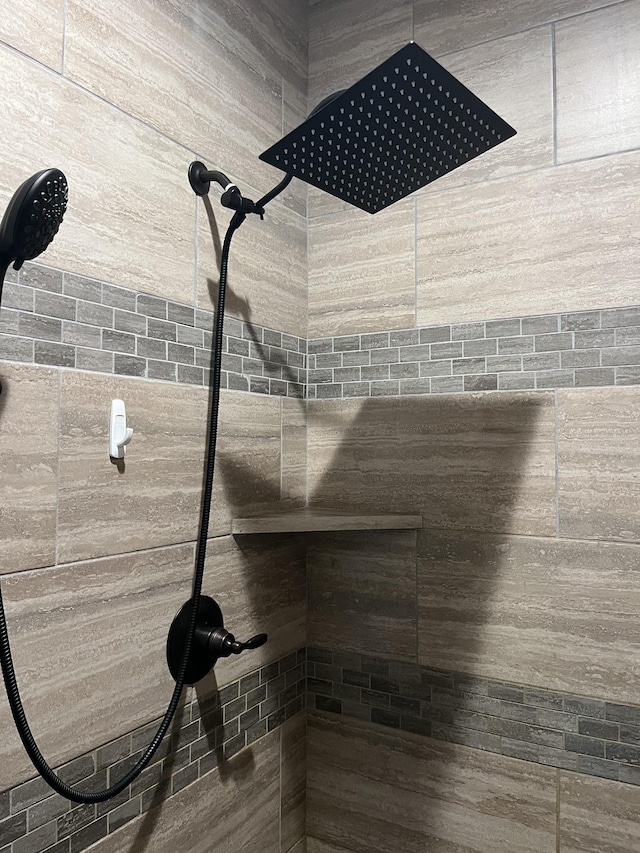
[259,42,516,214]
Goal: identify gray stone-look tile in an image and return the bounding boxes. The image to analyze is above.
[102,329,135,354]
[137,337,166,360]
[19,312,62,341]
[137,294,167,319]
[601,346,640,366]
[523,352,561,371]
[114,355,146,377]
[575,329,615,348]
[420,360,452,377]
[574,368,615,387]
[535,332,574,352]
[2,282,34,311]
[167,302,194,326]
[35,291,76,321]
[63,322,102,349]
[616,366,640,385]
[114,309,147,336]
[452,322,485,341]
[464,374,498,391]
[0,812,26,847]
[62,275,102,304]
[561,311,601,331]
[419,326,450,344]
[400,344,431,362]
[21,266,62,294]
[601,307,640,328]
[486,319,521,337]
[464,338,497,357]
[535,369,575,388]
[390,329,419,347]
[167,343,194,365]
[432,341,463,359]
[561,349,600,369]
[498,335,535,354]
[1,335,33,361]
[522,316,559,335]
[342,350,369,367]
[431,376,464,393]
[34,341,75,368]
[147,360,176,381]
[371,380,400,396]
[76,301,113,328]
[101,284,136,312]
[452,357,486,375]
[361,365,390,381]
[370,348,399,365]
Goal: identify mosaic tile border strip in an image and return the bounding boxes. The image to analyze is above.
[0,648,306,853]
[0,264,306,399]
[307,646,640,787]
[307,307,640,398]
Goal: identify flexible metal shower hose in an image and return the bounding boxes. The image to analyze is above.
[0,210,246,803]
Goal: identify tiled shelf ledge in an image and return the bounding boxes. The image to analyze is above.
[232,509,423,534]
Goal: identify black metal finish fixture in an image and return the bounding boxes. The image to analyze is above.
[260,41,517,214]
[188,161,282,219]
[166,596,267,685]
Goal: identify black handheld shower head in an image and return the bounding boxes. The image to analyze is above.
[0,169,68,284]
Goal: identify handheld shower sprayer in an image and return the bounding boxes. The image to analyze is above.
[0,168,68,301]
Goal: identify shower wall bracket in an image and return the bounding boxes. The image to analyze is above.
[166,596,268,685]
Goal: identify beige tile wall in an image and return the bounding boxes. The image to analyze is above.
[307,0,640,334]
[559,772,640,853]
[307,713,557,853]
[0,0,64,71]
[87,730,282,853]
[0,363,58,575]
[0,0,309,830]
[307,393,557,536]
[417,529,640,704]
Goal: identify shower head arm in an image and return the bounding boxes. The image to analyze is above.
[188,161,293,219]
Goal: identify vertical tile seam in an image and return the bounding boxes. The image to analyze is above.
[61,0,68,76]
[54,368,62,567]
[554,389,560,537]
[413,195,418,328]
[278,725,283,853]
[279,396,284,499]
[551,22,558,167]
[193,193,199,310]
[556,768,561,853]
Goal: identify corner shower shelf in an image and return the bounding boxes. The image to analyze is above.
[232,509,423,535]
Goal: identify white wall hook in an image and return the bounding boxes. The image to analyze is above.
[109,399,134,459]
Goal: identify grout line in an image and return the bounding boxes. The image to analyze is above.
[414,196,418,328]
[556,769,561,853]
[554,389,560,537]
[551,22,558,167]
[193,194,199,310]
[61,0,68,77]
[279,726,283,853]
[54,368,62,567]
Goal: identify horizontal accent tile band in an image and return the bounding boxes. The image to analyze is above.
[307,306,640,398]
[306,646,640,787]
[0,263,306,399]
[0,648,306,853]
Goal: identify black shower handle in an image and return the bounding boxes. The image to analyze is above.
[167,596,269,684]
[210,629,268,658]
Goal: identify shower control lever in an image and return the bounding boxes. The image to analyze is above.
[166,596,268,685]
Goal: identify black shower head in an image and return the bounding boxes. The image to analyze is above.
[0,169,68,272]
[260,42,516,214]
